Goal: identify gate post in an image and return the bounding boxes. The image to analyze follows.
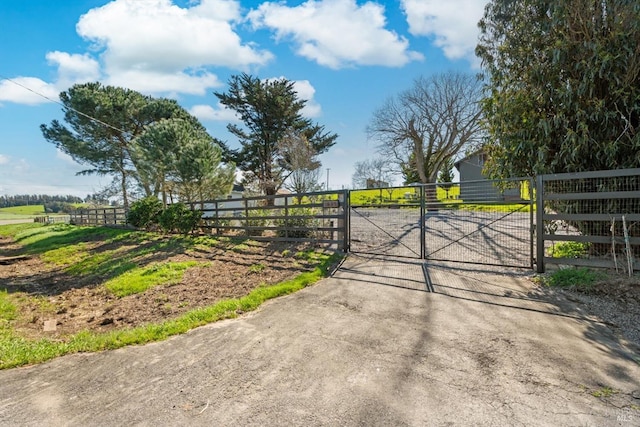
[529,177,534,270]
[536,175,545,273]
[420,185,426,260]
[338,190,349,252]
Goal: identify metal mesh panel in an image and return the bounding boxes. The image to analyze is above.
[424,209,532,267]
[349,186,422,258]
[541,169,640,272]
[424,178,533,268]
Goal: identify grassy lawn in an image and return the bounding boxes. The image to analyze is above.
[350,186,461,205]
[0,223,342,369]
[0,205,46,219]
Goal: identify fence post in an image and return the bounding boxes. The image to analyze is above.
[284,196,289,238]
[529,177,535,270]
[420,185,426,260]
[536,174,545,273]
[339,190,348,252]
[214,201,219,235]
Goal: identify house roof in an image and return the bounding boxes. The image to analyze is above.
[454,148,486,171]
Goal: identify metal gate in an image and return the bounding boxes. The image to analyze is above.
[349,185,424,259]
[348,178,534,268]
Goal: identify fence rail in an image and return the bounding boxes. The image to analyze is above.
[536,168,640,273]
[69,208,127,226]
[199,190,348,250]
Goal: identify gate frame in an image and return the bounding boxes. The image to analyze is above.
[347,185,425,259]
[347,178,535,269]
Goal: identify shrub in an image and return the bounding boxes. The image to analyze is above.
[548,241,590,258]
[275,207,317,238]
[243,208,268,236]
[158,203,201,235]
[127,197,163,230]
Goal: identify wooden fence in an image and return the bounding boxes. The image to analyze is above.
[199,190,348,250]
[69,208,127,226]
[66,191,349,251]
[536,168,640,273]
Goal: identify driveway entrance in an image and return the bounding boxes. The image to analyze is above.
[1,255,637,426]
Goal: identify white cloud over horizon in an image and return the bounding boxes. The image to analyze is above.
[77,0,273,94]
[0,77,60,105]
[248,0,423,69]
[1,0,483,107]
[401,0,487,65]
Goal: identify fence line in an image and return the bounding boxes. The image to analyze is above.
[199,190,348,250]
[58,167,640,272]
[69,208,127,226]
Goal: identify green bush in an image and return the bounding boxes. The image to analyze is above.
[127,197,163,230]
[548,241,590,258]
[158,203,201,235]
[243,208,268,236]
[276,207,317,238]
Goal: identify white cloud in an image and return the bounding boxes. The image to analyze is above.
[291,79,321,118]
[76,0,273,94]
[46,51,101,87]
[0,53,99,106]
[2,0,273,105]
[0,154,9,165]
[248,0,423,69]
[401,0,487,64]
[107,69,222,96]
[189,103,239,122]
[0,77,60,105]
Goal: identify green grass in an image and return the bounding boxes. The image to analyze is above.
[0,290,17,322]
[591,386,618,398]
[105,261,199,297]
[13,224,129,254]
[248,263,266,273]
[0,222,342,369]
[0,222,44,237]
[0,252,341,369]
[0,205,46,217]
[541,267,603,292]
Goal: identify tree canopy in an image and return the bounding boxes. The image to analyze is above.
[277,130,323,197]
[476,0,640,178]
[134,118,235,207]
[214,73,337,197]
[367,72,483,185]
[41,82,229,208]
[351,157,395,189]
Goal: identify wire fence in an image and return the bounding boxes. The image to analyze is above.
[537,168,640,273]
[348,179,534,268]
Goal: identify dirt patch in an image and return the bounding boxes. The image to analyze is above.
[0,234,333,340]
[532,274,640,347]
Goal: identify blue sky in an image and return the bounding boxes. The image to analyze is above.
[0,0,486,198]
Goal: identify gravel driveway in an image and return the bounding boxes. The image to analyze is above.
[1,255,638,426]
